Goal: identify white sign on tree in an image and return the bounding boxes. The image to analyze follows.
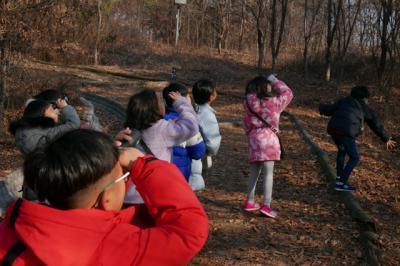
[175,0,187,5]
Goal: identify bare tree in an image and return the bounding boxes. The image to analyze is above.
[0,0,64,133]
[212,0,232,54]
[238,0,247,51]
[336,0,361,58]
[0,39,7,135]
[303,0,322,77]
[94,0,102,65]
[334,0,361,91]
[247,0,269,70]
[269,0,288,72]
[375,0,400,81]
[325,0,342,81]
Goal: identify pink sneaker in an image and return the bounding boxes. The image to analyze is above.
[260,204,277,218]
[243,201,260,211]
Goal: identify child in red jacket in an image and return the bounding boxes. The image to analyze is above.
[0,129,208,266]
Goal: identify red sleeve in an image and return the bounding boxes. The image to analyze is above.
[123,156,209,265]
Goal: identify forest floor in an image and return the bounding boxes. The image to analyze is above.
[1,48,399,265]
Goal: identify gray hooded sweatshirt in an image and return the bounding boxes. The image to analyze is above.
[15,106,80,154]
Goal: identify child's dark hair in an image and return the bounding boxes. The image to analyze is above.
[163,82,188,107]
[34,89,62,104]
[9,99,55,135]
[245,75,277,98]
[23,99,51,118]
[192,79,215,105]
[24,129,119,210]
[351,86,370,99]
[124,89,163,131]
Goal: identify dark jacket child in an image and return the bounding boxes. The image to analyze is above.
[0,129,208,266]
[319,86,396,192]
[163,82,206,180]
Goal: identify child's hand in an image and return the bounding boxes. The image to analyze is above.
[169,91,183,102]
[386,139,396,150]
[119,148,144,171]
[115,127,132,146]
[56,98,68,109]
[267,74,278,84]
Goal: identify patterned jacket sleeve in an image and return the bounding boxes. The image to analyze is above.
[273,80,294,112]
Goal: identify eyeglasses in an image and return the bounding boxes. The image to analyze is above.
[92,172,131,208]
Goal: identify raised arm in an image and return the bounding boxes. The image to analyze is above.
[271,78,294,112]
[362,103,390,142]
[120,156,209,265]
[46,105,80,139]
[164,96,199,147]
[319,102,339,117]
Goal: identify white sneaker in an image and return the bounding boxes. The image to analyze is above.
[189,174,205,191]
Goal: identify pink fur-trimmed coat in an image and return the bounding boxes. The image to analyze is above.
[243,80,293,162]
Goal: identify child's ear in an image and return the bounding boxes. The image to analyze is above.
[101,189,118,211]
[186,95,192,104]
[101,182,125,212]
[99,192,109,210]
[210,92,217,103]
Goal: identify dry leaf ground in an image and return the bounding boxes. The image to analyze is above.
[1,50,399,264]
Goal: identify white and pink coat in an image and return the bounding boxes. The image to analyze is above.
[243,80,293,162]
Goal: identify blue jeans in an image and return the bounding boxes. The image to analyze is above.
[331,136,360,184]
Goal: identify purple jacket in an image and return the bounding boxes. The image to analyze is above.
[141,98,199,162]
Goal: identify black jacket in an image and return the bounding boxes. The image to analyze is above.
[319,96,390,142]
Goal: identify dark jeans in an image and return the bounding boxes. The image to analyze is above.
[331,135,360,184]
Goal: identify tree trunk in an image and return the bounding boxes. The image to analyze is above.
[94,0,102,65]
[270,0,277,72]
[303,0,309,77]
[271,55,276,72]
[136,0,143,32]
[270,0,288,73]
[378,0,392,80]
[257,28,265,70]
[303,41,309,77]
[0,41,7,135]
[175,6,181,47]
[217,36,222,54]
[238,0,246,51]
[325,48,332,81]
[196,21,200,48]
[303,0,322,77]
[325,0,341,81]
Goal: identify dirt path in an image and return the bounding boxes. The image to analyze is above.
[3,60,395,264]
[190,113,362,265]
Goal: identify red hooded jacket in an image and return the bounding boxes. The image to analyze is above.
[0,156,209,265]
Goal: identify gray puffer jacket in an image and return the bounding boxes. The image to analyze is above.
[15,106,80,154]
